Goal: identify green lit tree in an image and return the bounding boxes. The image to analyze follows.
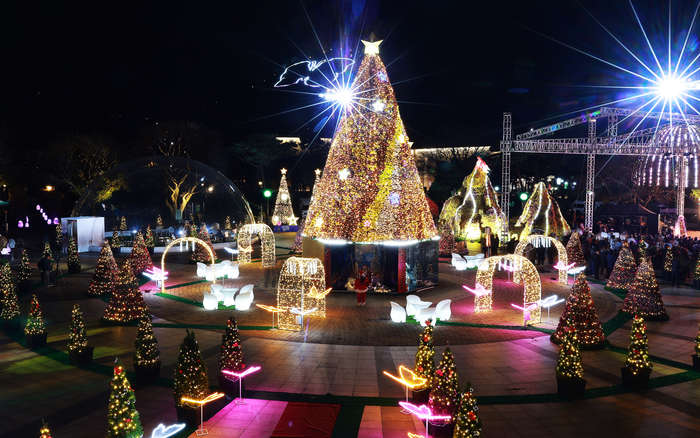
[144,225,155,248]
[218,316,245,376]
[565,232,586,268]
[68,237,81,271]
[1,262,20,320]
[414,320,435,389]
[42,242,54,273]
[453,382,483,438]
[551,273,605,349]
[24,294,46,335]
[67,304,88,354]
[133,314,160,367]
[621,258,668,320]
[103,259,147,323]
[174,329,211,407]
[18,249,32,283]
[127,232,153,276]
[556,321,584,381]
[624,315,653,376]
[107,358,143,438]
[606,242,637,291]
[87,242,119,296]
[111,227,122,249]
[428,344,460,422]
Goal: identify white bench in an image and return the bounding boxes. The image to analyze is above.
[451,253,467,270]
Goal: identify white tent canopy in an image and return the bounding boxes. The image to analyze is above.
[61,217,105,253]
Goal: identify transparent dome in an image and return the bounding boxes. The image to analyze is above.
[71,156,254,232]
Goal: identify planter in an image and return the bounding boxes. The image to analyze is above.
[410,387,430,405]
[620,367,650,391]
[218,375,244,397]
[693,354,700,372]
[175,405,200,428]
[68,264,81,274]
[1,318,21,333]
[556,377,586,399]
[429,420,455,438]
[26,332,48,350]
[69,346,94,366]
[18,280,33,293]
[134,361,162,382]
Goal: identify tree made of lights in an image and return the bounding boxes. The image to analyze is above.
[128,232,153,277]
[24,294,46,335]
[621,258,669,320]
[67,304,88,354]
[18,249,32,284]
[87,242,119,296]
[68,237,81,270]
[304,40,436,243]
[218,316,245,377]
[439,222,456,256]
[272,168,295,226]
[111,227,122,250]
[133,314,160,368]
[414,320,436,388]
[1,263,20,321]
[174,329,210,407]
[107,358,143,438]
[120,215,127,232]
[103,259,147,323]
[40,420,51,438]
[565,232,586,268]
[144,225,155,248]
[428,344,460,423]
[192,224,215,263]
[624,315,653,376]
[42,242,54,274]
[556,321,584,381]
[606,242,637,291]
[515,182,571,241]
[156,214,163,229]
[551,273,605,349]
[453,382,483,438]
[439,157,504,241]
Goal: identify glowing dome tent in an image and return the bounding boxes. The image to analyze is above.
[71,156,254,234]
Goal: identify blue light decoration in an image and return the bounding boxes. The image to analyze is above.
[377,71,388,82]
[389,192,400,205]
[275,58,355,89]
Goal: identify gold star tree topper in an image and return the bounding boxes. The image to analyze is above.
[362,39,383,55]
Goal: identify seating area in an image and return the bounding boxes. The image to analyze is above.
[201,283,254,311]
[451,252,485,270]
[196,261,240,281]
[390,295,451,325]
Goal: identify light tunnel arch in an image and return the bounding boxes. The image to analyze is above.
[238,224,276,268]
[475,254,541,325]
[514,235,568,285]
[160,237,216,294]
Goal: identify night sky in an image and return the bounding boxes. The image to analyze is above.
[1,0,698,151]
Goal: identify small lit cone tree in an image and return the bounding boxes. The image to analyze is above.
[120,215,127,231]
[42,242,54,273]
[133,314,161,381]
[55,223,63,249]
[144,225,155,248]
[443,158,504,241]
[438,222,456,256]
[551,273,605,349]
[291,218,305,253]
[225,216,232,230]
[272,168,294,226]
[40,419,51,438]
[25,294,46,335]
[67,304,88,353]
[111,227,122,250]
[428,344,460,425]
[128,232,153,277]
[103,259,147,323]
[107,358,143,438]
[555,321,585,398]
[156,214,163,229]
[218,317,245,395]
[174,329,210,407]
[623,316,653,377]
[67,237,81,273]
[693,256,700,286]
[663,248,673,274]
[414,320,436,392]
[191,224,215,262]
[18,249,32,286]
[87,242,119,296]
[1,262,20,321]
[565,232,586,268]
[453,382,483,438]
[621,259,669,321]
[304,40,436,243]
[515,182,571,241]
[606,242,637,291]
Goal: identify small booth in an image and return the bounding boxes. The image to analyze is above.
[61,217,105,253]
[277,257,327,331]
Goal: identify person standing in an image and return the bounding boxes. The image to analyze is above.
[38,254,52,287]
[482,227,493,258]
[354,270,371,306]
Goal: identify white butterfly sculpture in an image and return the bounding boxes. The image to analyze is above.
[150,423,186,438]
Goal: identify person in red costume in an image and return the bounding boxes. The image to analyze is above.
[354,270,371,306]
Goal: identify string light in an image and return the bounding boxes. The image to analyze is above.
[515,182,570,241]
[277,257,327,331]
[0,263,20,321]
[552,273,606,348]
[87,241,119,296]
[67,304,88,353]
[160,237,215,294]
[515,235,568,284]
[606,242,637,291]
[237,224,275,267]
[621,258,668,319]
[623,316,653,376]
[103,259,148,323]
[24,294,46,335]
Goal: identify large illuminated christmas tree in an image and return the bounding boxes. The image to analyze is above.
[87,242,119,296]
[606,242,637,291]
[453,382,483,438]
[1,263,20,321]
[127,232,153,277]
[192,224,215,262]
[551,273,605,349]
[414,320,435,388]
[272,168,295,226]
[565,232,586,268]
[107,358,143,438]
[515,182,571,241]
[103,259,147,323]
[623,315,653,376]
[428,344,460,422]
[439,158,504,241]
[621,259,669,320]
[304,40,436,242]
[174,330,210,407]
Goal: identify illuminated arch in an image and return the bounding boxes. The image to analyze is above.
[475,254,541,325]
[514,235,568,285]
[160,237,216,294]
[237,224,276,268]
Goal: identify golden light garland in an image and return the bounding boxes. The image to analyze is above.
[514,235,567,285]
[237,224,276,267]
[277,257,327,331]
[475,254,541,325]
[160,237,215,294]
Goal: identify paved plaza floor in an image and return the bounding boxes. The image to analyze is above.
[1,233,700,437]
